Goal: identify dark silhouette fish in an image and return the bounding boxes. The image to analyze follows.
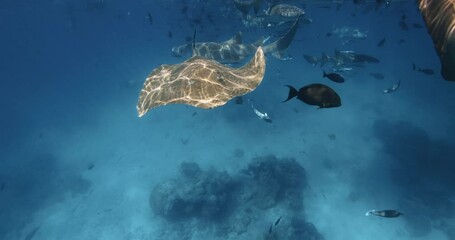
[413,63,435,75]
[370,73,385,80]
[366,209,403,218]
[352,53,380,63]
[274,216,282,226]
[147,12,153,25]
[377,38,386,47]
[418,68,435,75]
[284,84,341,108]
[323,71,345,83]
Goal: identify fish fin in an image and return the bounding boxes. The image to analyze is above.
[283,85,298,102]
[227,32,243,45]
[191,29,196,57]
[323,71,327,78]
[253,37,265,47]
[272,51,284,59]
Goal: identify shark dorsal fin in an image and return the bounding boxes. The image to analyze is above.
[191,29,196,57]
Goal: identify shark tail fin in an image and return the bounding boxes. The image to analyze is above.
[283,85,298,102]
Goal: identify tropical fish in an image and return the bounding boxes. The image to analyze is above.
[146,12,153,25]
[274,216,282,226]
[247,99,272,123]
[413,63,435,75]
[351,53,380,63]
[284,84,341,108]
[365,209,403,218]
[383,80,400,94]
[323,71,345,83]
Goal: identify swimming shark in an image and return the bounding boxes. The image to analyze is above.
[172,32,264,64]
[172,17,300,63]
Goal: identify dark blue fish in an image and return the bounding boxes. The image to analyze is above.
[147,12,153,25]
[274,216,282,226]
[366,209,403,218]
[323,71,345,83]
[284,84,341,108]
[413,63,435,75]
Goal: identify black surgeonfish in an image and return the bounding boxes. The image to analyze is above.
[351,53,380,63]
[323,71,345,83]
[284,84,341,108]
[365,209,403,218]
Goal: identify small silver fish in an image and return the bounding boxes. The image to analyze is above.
[383,80,400,94]
[248,99,272,123]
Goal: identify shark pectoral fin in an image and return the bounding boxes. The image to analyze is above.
[272,51,282,59]
[272,51,292,61]
[253,37,265,47]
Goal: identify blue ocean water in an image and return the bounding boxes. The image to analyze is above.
[0,0,454,239]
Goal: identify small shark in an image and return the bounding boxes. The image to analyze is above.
[172,17,300,63]
[172,32,263,64]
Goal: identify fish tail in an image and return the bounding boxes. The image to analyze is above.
[412,63,416,71]
[283,85,298,102]
[323,71,327,78]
